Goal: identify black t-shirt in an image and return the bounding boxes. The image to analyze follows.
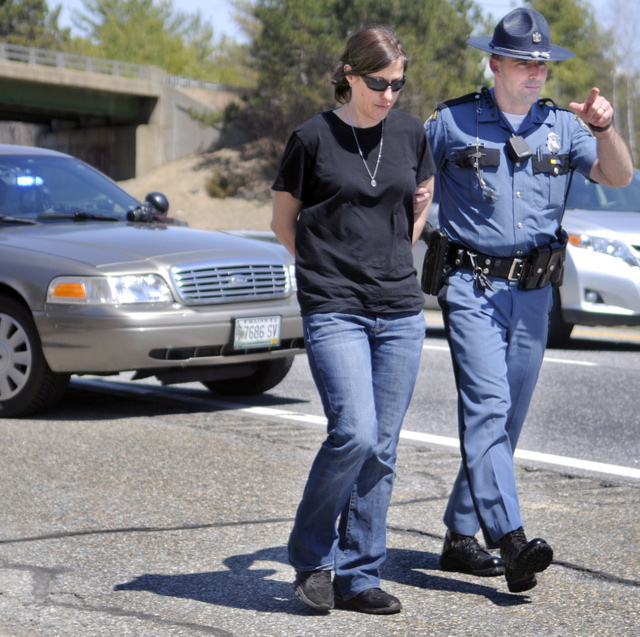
[272,109,435,316]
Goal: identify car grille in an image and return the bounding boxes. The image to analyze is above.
[170,260,291,304]
[148,337,306,360]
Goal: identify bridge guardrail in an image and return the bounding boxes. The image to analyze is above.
[0,42,149,79]
[0,42,225,91]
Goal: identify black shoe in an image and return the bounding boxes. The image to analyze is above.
[499,527,553,593]
[335,588,402,615]
[440,529,505,577]
[294,570,334,611]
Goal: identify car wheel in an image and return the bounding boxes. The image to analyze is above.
[547,288,574,348]
[203,356,295,395]
[0,296,70,418]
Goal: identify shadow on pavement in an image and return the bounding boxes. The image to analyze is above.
[556,337,640,352]
[41,379,310,422]
[114,546,531,614]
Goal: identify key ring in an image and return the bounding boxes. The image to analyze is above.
[468,252,495,292]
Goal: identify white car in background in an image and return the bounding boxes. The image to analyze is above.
[548,169,640,345]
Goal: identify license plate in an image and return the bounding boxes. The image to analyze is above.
[234,315,281,348]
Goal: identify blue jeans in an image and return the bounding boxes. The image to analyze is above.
[288,311,426,598]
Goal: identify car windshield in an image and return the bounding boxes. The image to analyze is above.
[0,153,140,221]
[566,170,640,212]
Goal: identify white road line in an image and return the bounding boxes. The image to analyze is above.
[422,345,598,367]
[78,381,637,481]
[543,356,598,367]
[423,344,599,366]
[240,405,640,480]
[400,430,640,480]
[399,430,459,448]
[243,405,327,426]
[423,345,449,352]
[512,448,640,479]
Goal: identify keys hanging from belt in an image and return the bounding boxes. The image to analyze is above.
[468,252,495,292]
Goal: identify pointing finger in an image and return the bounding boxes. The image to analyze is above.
[583,87,600,111]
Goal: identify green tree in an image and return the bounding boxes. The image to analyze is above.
[233,0,486,144]
[70,0,217,80]
[606,0,639,166]
[208,34,256,88]
[0,0,70,48]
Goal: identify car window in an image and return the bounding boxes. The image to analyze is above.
[0,154,140,219]
[567,171,640,212]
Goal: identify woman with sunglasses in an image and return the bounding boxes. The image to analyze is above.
[271,24,435,615]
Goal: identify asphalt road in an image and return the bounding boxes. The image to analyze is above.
[0,310,638,635]
[260,311,640,475]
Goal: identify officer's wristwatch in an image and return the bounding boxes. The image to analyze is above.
[588,117,614,133]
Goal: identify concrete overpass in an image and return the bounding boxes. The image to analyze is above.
[0,43,240,180]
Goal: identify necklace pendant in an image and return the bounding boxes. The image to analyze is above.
[347,113,385,192]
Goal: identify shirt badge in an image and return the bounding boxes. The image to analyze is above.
[546,132,561,154]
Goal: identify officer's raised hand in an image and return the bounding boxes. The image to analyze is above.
[569,87,632,187]
[569,87,613,132]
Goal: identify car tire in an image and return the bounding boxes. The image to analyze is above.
[547,288,574,348]
[0,296,70,418]
[203,356,295,395]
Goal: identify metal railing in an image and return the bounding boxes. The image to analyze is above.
[166,75,223,91]
[0,42,148,79]
[0,42,222,90]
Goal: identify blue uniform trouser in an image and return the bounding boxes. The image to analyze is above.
[439,270,553,548]
[288,311,426,598]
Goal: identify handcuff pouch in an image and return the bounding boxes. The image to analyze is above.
[518,229,568,290]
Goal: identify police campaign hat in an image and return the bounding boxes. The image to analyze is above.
[467,8,574,61]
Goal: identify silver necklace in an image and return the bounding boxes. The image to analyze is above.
[346,111,385,187]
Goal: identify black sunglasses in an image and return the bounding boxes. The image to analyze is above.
[360,75,407,92]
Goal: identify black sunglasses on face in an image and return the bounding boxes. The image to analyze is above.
[360,75,407,92]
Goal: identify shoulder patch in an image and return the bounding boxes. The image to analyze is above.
[575,116,592,133]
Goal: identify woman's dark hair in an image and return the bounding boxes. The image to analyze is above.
[332,24,408,104]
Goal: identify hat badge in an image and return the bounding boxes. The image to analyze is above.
[466,8,575,61]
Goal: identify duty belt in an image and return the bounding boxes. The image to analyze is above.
[449,240,567,291]
[450,247,526,281]
[419,225,567,296]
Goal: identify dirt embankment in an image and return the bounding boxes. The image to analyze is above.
[118,148,275,232]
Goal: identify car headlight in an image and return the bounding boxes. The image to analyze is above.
[47,275,174,304]
[568,233,640,268]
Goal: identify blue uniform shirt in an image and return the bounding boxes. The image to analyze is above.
[425,88,598,258]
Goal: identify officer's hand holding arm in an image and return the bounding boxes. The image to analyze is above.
[413,177,434,245]
[569,87,634,188]
[271,191,302,258]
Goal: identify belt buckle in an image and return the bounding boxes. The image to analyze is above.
[507,258,525,281]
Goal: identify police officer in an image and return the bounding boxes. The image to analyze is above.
[425,8,633,593]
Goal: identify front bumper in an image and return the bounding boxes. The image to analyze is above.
[36,298,305,374]
[559,247,640,327]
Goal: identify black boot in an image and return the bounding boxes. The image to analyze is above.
[499,527,553,593]
[440,530,504,577]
